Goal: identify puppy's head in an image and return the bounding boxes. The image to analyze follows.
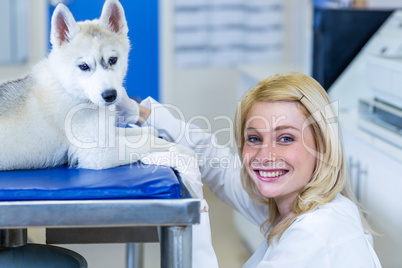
[49,0,130,106]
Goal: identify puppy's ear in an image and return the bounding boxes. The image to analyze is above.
[99,0,128,35]
[50,3,80,48]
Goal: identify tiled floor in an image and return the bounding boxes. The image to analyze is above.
[43,187,251,267]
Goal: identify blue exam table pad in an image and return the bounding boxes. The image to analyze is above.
[0,163,181,201]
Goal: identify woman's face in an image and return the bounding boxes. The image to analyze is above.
[242,101,317,210]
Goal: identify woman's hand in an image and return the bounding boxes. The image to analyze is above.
[138,104,151,125]
[115,90,151,126]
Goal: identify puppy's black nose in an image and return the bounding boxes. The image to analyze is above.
[102,89,117,103]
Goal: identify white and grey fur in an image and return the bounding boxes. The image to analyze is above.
[0,0,175,170]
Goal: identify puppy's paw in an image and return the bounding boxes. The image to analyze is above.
[149,126,160,137]
[169,143,195,157]
[123,126,159,137]
[140,151,173,167]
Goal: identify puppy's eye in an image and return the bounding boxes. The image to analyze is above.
[109,57,118,65]
[78,63,90,71]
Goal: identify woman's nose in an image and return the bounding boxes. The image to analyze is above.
[254,142,277,163]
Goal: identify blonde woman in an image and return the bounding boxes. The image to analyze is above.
[119,72,381,267]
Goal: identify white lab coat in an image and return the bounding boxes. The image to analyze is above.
[141,97,382,268]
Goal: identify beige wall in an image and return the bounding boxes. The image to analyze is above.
[159,0,313,145]
[366,0,402,8]
[0,0,48,82]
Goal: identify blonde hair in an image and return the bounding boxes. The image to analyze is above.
[234,72,367,244]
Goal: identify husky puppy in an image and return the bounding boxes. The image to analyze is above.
[0,0,174,170]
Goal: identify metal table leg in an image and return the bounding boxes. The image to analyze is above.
[0,229,27,247]
[126,243,144,268]
[160,226,192,268]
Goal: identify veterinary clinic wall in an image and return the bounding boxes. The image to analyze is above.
[0,0,29,64]
[159,0,312,144]
[0,0,48,82]
[367,0,402,8]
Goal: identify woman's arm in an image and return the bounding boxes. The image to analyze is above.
[140,97,268,226]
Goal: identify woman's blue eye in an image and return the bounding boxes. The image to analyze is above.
[247,136,261,143]
[279,136,293,142]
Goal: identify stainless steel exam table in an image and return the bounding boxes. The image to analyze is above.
[0,163,200,268]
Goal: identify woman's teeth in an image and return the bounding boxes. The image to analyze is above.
[258,170,286,178]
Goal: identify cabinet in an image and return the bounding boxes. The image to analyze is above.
[341,114,402,267]
[327,9,402,267]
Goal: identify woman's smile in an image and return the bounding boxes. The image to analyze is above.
[254,169,289,182]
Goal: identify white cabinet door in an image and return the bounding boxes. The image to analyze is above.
[343,130,402,267]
